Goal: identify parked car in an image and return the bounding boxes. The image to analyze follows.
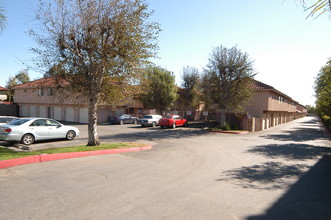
[137,114,163,127]
[159,115,187,129]
[109,114,138,125]
[0,118,80,145]
[0,116,17,125]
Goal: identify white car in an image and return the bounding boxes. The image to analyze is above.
[0,116,17,125]
[0,118,80,145]
[137,115,163,127]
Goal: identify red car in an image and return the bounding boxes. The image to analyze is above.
[159,115,187,129]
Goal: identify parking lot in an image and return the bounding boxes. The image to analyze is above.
[0,122,205,151]
[1,116,331,219]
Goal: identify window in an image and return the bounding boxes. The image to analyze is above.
[46,119,61,127]
[8,119,29,125]
[129,108,134,114]
[278,96,283,104]
[30,119,46,126]
[38,88,44,96]
[138,108,142,114]
[47,88,54,96]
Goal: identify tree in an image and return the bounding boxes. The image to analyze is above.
[0,3,6,33]
[141,66,178,114]
[314,59,331,130]
[43,63,66,78]
[202,45,256,125]
[30,0,160,146]
[5,70,30,102]
[179,66,201,117]
[299,0,331,18]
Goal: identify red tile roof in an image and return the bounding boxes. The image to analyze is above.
[251,80,298,104]
[250,80,275,90]
[0,86,8,91]
[12,77,69,89]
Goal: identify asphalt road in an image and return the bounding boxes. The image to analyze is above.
[0,116,330,220]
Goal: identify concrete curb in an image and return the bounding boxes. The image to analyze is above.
[208,130,249,134]
[0,145,152,169]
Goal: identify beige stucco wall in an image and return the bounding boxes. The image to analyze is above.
[245,91,270,117]
[267,93,297,113]
[246,90,298,117]
[14,88,87,105]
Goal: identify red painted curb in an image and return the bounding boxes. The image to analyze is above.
[0,145,152,169]
[0,155,40,169]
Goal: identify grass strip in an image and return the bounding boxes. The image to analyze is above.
[0,142,146,161]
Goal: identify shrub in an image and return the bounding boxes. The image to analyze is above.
[221,122,231,131]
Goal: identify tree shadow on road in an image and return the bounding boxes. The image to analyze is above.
[246,155,331,220]
[218,142,331,190]
[217,161,310,190]
[247,143,331,160]
[260,127,326,142]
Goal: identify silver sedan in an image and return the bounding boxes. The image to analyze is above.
[0,118,80,145]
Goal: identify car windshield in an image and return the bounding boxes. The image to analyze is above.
[143,116,153,119]
[163,116,173,119]
[8,119,30,125]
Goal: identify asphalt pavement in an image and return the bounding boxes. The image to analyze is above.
[0,116,330,220]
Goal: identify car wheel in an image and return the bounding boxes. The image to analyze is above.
[184,121,188,127]
[160,126,164,129]
[152,121,156,127]
[141,124,145,127]
[66,130,76,140]
[172,123,176,129]
[21,134,35,145]
[120,120,124,125]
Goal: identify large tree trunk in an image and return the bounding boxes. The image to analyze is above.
[87,95,100,146]
[86,77,102,146]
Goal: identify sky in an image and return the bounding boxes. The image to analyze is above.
[1,0,331,106]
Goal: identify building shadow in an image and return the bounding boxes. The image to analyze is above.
[246,155,331,220]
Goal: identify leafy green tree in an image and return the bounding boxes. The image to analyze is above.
[179,66,201,116]
[141,67,178,114]
[15,70,30,84]
[314,59,331,130]
[30,0,160,146]
[202,45,256,125]
[0,3,6,33]
[5,70,30,102]
[44,63,66,78]
[306,105,316,114]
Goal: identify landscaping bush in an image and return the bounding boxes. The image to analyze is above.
[221,122,231,131]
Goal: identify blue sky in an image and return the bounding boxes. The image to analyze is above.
[1,0,331,106]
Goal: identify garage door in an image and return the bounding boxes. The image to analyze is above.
[39,106,47,118]
[54,107,62,121]
[21,105,29,117]
[30,106,37,117]
[79,108,88,123]
[66,107,74,122]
